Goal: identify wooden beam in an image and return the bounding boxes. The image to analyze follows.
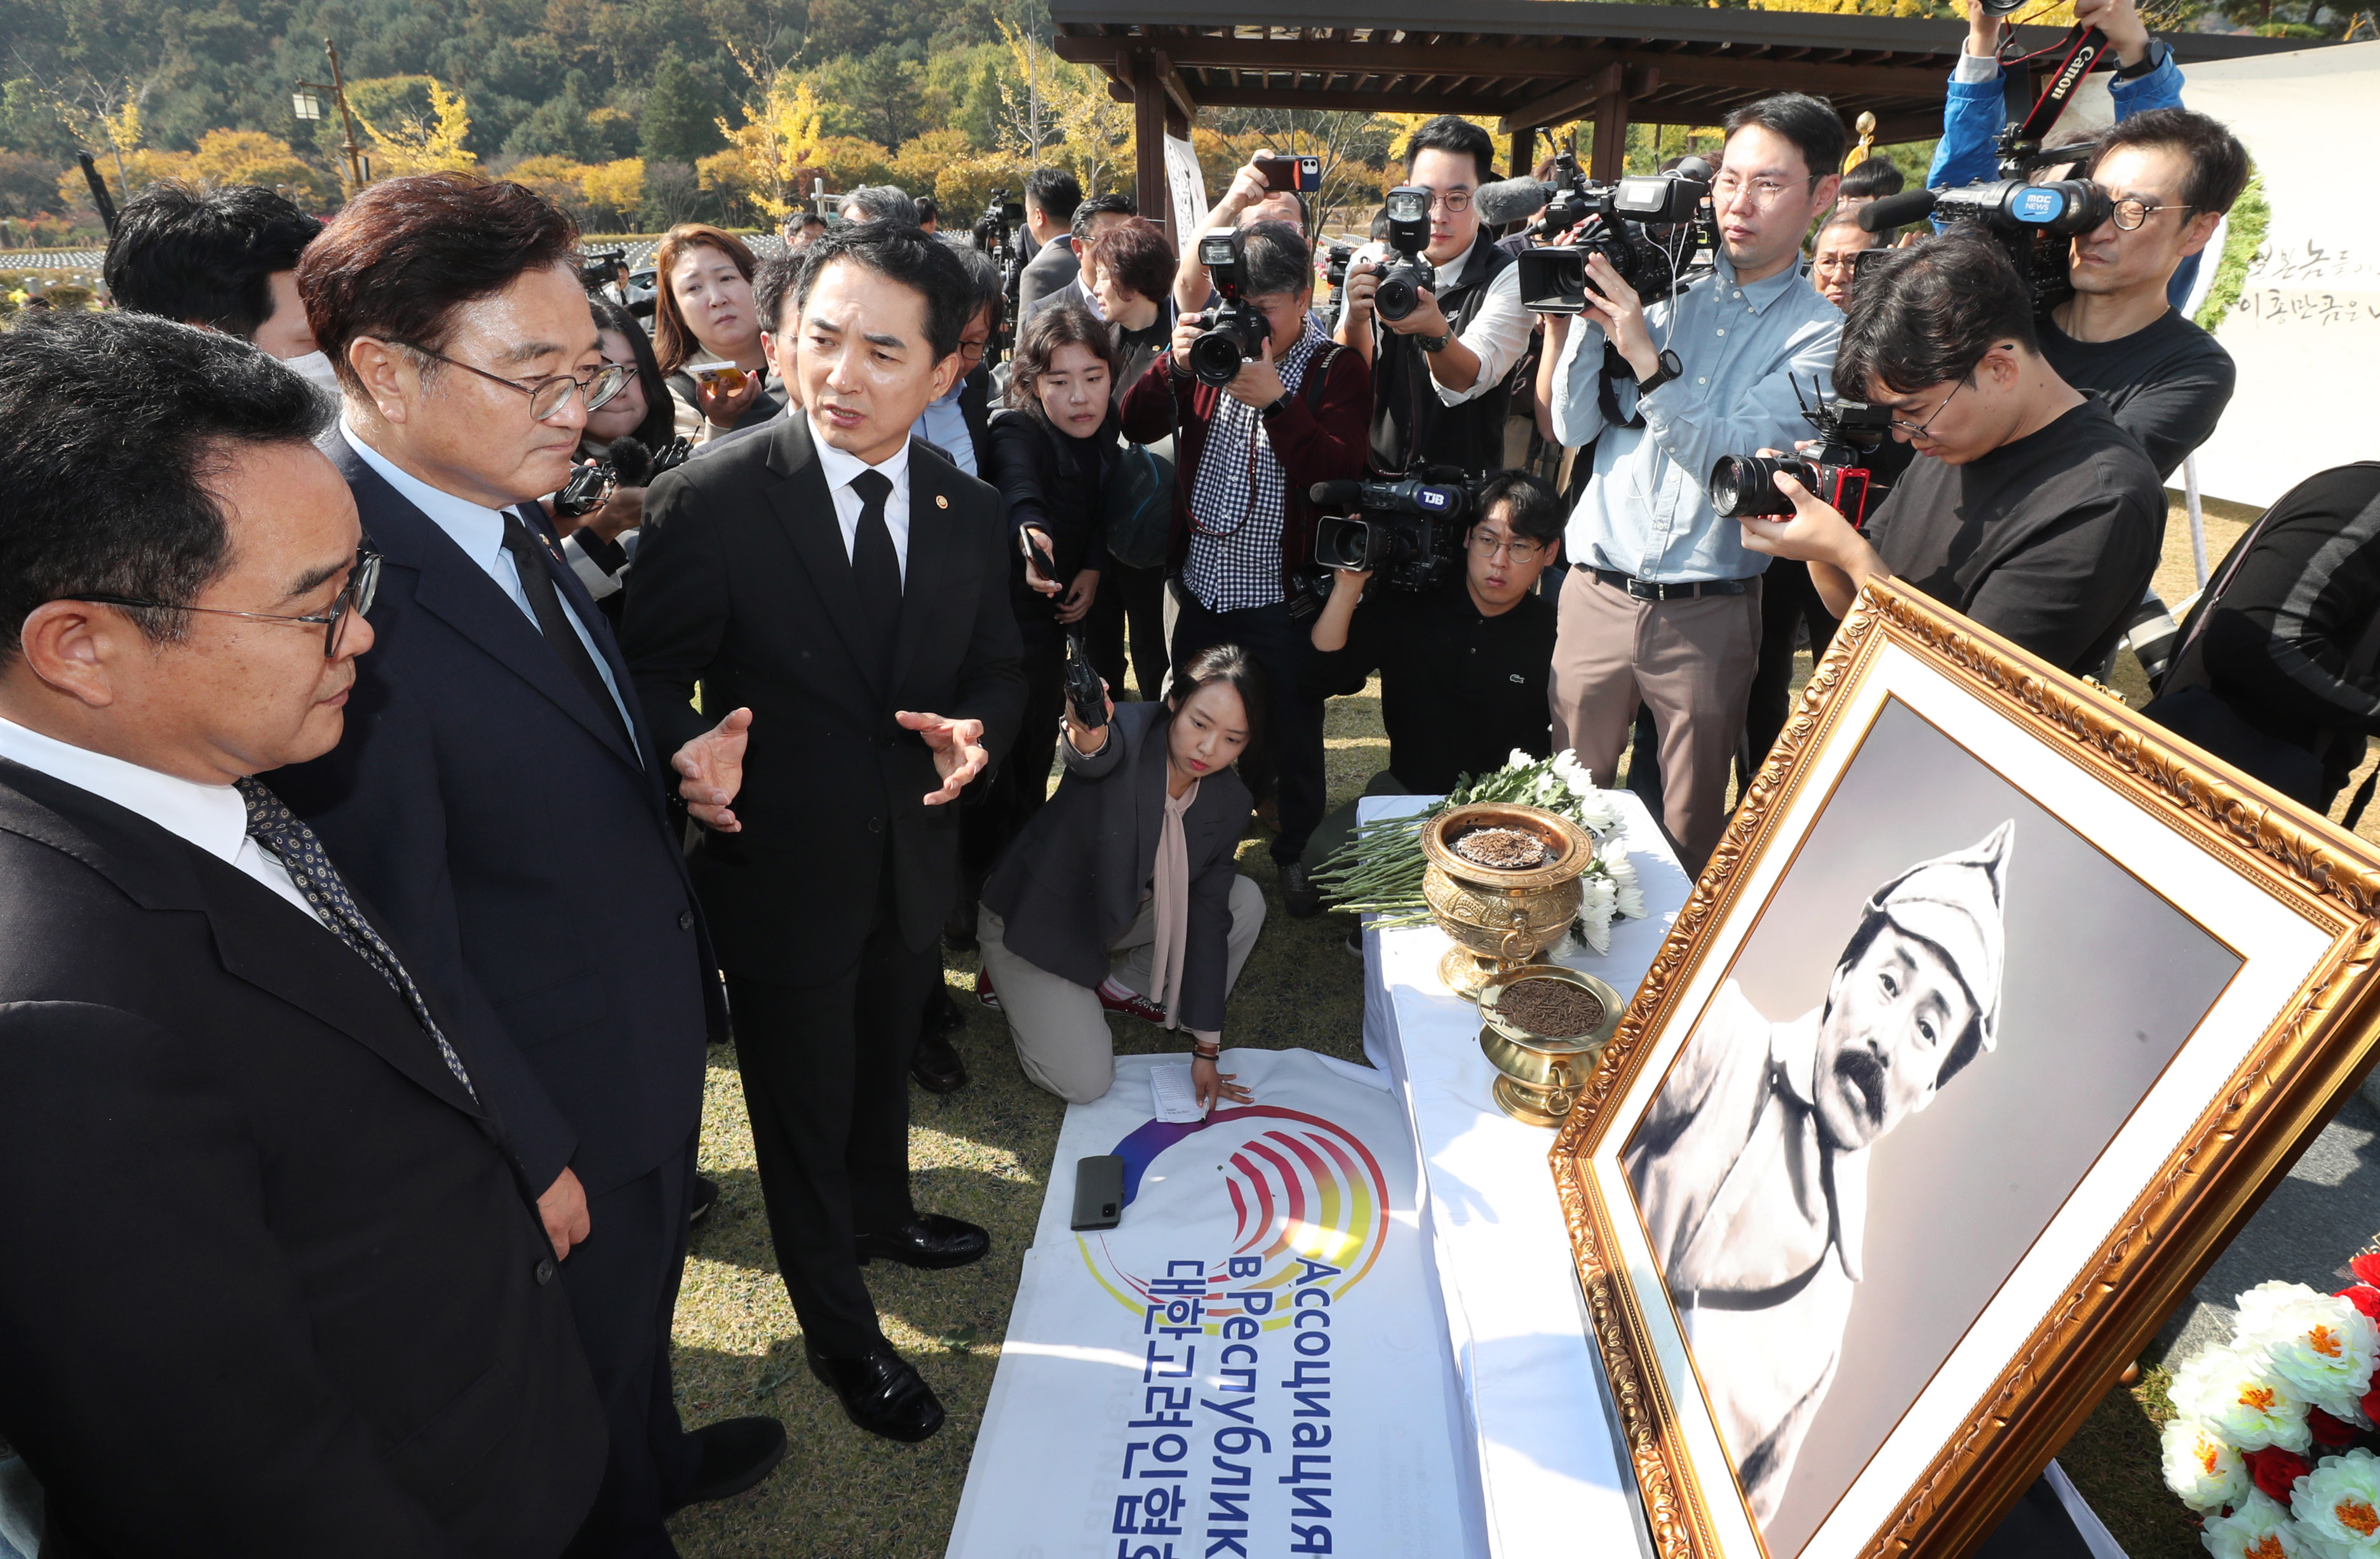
[1129,51,1173,248]
[1586,64,1629,181]
[1509,125,1535,182]
[1188,86,1519,116]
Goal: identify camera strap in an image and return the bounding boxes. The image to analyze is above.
[2003,24,2111,156]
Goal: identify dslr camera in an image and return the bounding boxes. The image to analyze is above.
[1513,151,1712,314]
[1368,186,1437,323]
[577,248,628,292]
[1308,470,1474,591]
[555,435,693,518]
[1707,379,1893,530]
[1185,229,1272,387]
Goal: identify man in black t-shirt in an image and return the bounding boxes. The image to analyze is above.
[2040,109,2250,481]
[1734,231,2165,676]
[1301,472,1564,878]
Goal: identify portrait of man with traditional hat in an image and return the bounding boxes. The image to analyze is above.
[1624,820,2015,1527]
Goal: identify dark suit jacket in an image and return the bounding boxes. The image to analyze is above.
[269,441,722,1198]
[1017,237,1080,323]
[623,413,1027,982]
[979,702,1251,1032]
[0,762,603,1556]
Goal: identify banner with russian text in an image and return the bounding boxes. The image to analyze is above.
[948,1048,1467,1558]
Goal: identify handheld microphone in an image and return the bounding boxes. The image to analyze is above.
[602,436,654,487]
[1474,177,1555,228]
[1858,188,1939,233]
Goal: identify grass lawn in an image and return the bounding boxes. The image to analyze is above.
[666,489,2357,1556]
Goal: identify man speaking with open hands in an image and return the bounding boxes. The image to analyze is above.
[624,220,1024,1445]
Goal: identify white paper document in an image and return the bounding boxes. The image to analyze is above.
[1148,1062,1204,1123]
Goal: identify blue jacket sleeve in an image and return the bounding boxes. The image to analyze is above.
[2109,45,2186,119]
[1930,70,2007,192]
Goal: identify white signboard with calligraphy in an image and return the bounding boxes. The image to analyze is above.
[2182,41,2380,508]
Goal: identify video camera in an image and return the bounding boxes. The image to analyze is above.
[1500,151,1713,313]
[1368,186,1437,323]
[1185,229,1272,387]
[1853,21,2118,313]
[555,435,693,518]
[577,248,628,292]
[972,187,1028,365]
[1309,469,1476,591]
[1707,377,1893,530]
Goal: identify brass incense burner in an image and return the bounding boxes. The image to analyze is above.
[1477,967,1624,1128]
[1420,802,1593,1001]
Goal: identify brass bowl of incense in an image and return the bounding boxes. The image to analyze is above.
[1420,803,1592,1001]
[1476,967,1624,1128]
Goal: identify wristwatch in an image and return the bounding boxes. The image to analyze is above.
[1636,349,1684,397]
[2116,38,2167,79]
[1418,330,1453,354]
[1261,393,1291,420]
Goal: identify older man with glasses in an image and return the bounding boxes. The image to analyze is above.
[267,172,786,1557]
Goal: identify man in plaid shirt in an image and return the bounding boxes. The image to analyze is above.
[1120,221,1369,915]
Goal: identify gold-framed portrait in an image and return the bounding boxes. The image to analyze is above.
[1552,577,2380,1559]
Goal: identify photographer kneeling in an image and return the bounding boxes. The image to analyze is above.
[1301,473,1564,881]
[976,646,1271,1109]
[1733,229,2164,674]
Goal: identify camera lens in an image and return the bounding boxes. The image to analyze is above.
[1314,517,1378,572]
[1709,456,1810,519]
[1375,271,1419,321]
[1187,327,1248,388]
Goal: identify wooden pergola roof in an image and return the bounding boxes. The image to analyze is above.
[1052,0,2315,236]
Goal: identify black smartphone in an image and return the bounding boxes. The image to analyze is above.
[1071,1154,1125,1231]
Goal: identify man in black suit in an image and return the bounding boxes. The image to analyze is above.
[266,173,782,1557]
[623,221,1025,1442]
[0,309,604,1555]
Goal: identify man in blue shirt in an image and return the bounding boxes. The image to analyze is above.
[1540,93,1845,872]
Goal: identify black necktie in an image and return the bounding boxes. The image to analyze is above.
[234,778,478,1103]
[848,469,902,678]
[499,511,633,749]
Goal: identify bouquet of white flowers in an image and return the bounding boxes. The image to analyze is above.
[1311,750,1645,950]
[2159,1255,2380,1557]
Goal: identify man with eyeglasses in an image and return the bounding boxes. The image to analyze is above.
[0,308,610,1555]
[1538,93,1846,875]
[1302,471,1565,886]
[1335,115,1534,476]
[1735,229,2164,677]
[907,245,1001,477]
[269,173,787,1555]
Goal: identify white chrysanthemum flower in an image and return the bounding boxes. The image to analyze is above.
[2239,1283,2380,1420]
[2293,1449,2380,1557]
[1575,876,1618,955]
[1599,839,1646,919]
[2198,1348,2315,1454]
[2160,1415,2250,1511]
[1507,748,1536,772]
[2200,1490,2306,1558]
[1552,749,1596,797]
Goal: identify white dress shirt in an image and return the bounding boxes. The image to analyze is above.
[0,715,323,926]
[1429,240,1534,408]
[341,424,636,738]
[811,416,915,583]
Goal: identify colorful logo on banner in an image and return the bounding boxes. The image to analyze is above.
[1077,1105,1392,1332]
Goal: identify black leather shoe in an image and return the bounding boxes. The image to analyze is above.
[925,983,967,1036]
[854,1212,990,1270]
[806,1343,946,1442]
[666,1415,786,1512]
[1281,861,1324,918]
[911,1030,968,1095]
[690,1173,719,1226]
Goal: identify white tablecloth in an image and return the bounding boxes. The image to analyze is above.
[1357,791,1697,1559]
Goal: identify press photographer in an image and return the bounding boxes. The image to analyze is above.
[1333,116,1533,476]
[1171,147,1316,320]
[1731,228,2164,675]
[1300,472,1564,891]
[1538,92,1846,873]
[1118,220,1369,917]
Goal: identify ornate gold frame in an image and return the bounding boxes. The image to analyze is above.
[1550,578,2380,1559]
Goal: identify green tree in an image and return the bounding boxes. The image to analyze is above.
[640,50,724,164]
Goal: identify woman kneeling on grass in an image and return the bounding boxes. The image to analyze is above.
[976,644,1271,1109]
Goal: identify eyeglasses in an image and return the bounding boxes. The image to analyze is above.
[1469,531,1546,564]
[71,551,382,659]
[1711,173,1817,206]
[1888,375,1968,438]
[1416,189,1472,213]
[2108,196,2195,231]
[958,338,990,364]
[382,339,629,421]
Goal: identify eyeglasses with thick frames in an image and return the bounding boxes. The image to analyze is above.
[71,551,382,659]
[2107,196,2195,231]
[1413,189,1472,213]
[382,339,630,421]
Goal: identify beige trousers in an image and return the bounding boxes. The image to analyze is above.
[978,876,1268,1104]
[1549,567,1761,876]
